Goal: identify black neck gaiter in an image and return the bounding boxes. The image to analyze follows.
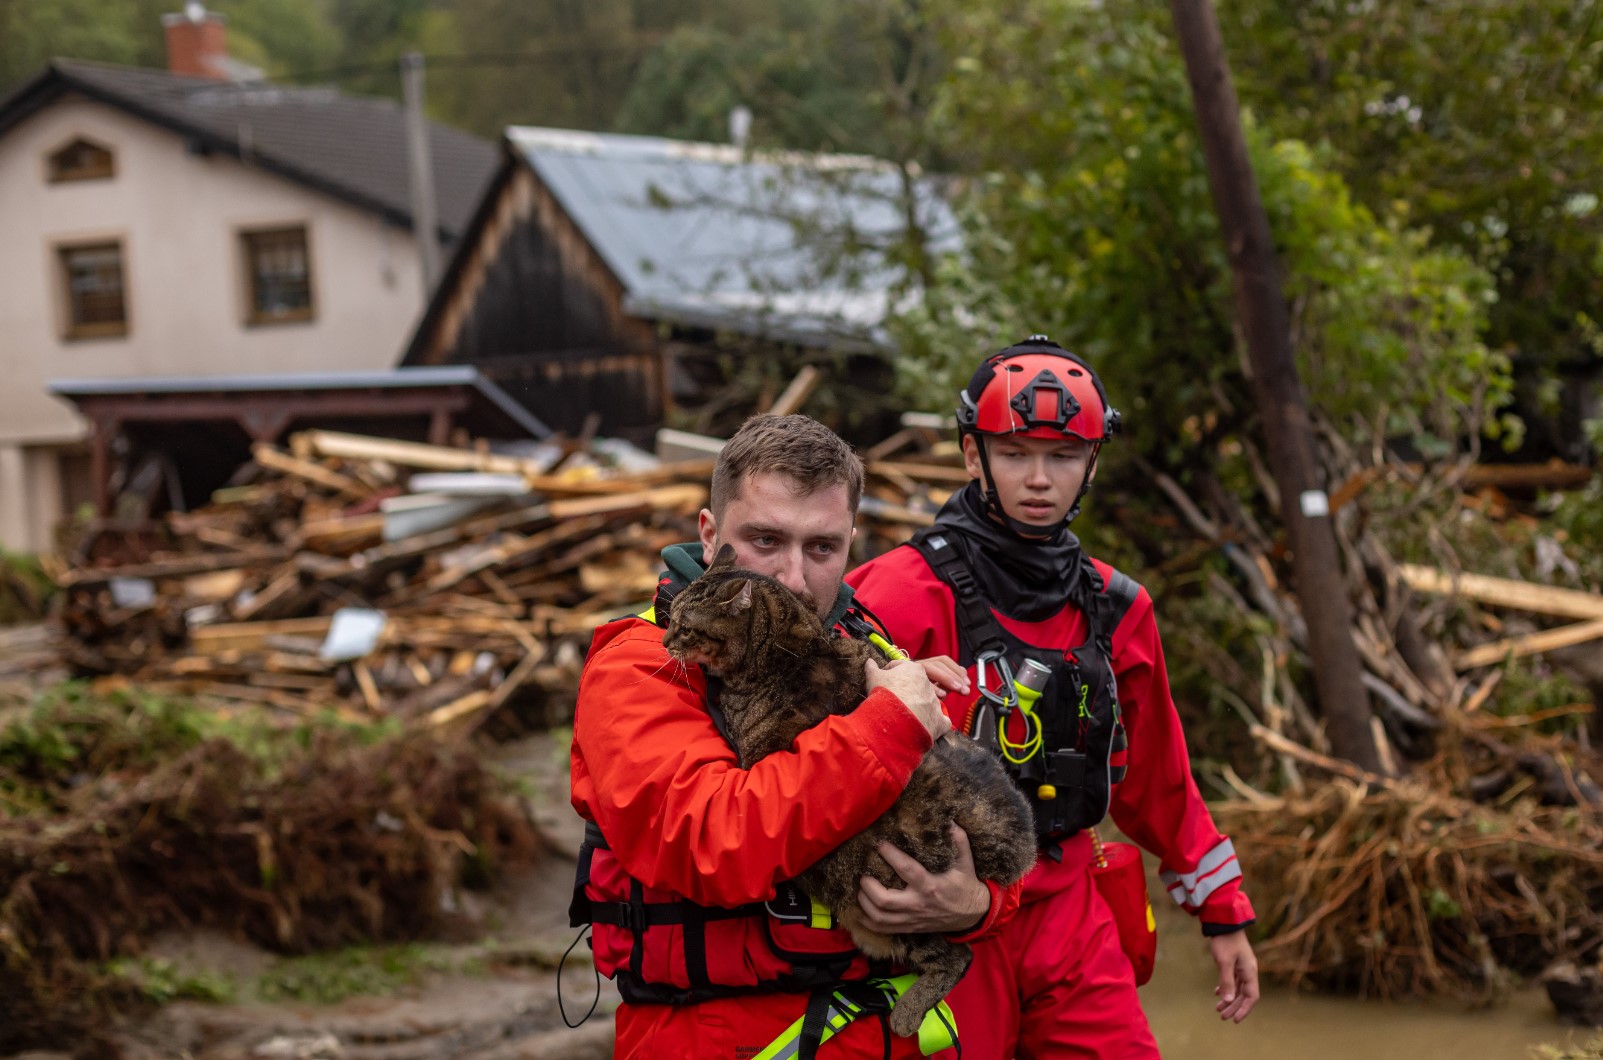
[928,482,1086,622]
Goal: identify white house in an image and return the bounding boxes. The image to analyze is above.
[0,10,496,552]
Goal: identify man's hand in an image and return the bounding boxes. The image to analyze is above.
[865,658,951,741]
[1209,931,1260,1022]
[917,655,971,698]
[856,824,990,935]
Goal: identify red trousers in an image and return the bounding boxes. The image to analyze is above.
[945,842,1161,1060]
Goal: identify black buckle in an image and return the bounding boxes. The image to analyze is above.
[615,902,646,932]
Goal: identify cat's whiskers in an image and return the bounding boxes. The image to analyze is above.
[643,652,694,688]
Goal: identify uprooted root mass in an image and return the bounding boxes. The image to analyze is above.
[0,692,540,1052]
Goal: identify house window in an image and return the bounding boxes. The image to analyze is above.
[58,242,128,339]
[242,226,314,325]
[47,138,116,183]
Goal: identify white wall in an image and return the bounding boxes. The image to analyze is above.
[0,93,431,550]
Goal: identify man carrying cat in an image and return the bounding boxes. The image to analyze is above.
[570,413,1022,1059]
[846,336,1260,1058]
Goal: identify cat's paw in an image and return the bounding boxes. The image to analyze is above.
[890,1003,925,1039]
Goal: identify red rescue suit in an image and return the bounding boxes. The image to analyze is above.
[570,549,1022,1058]
[847,538,1255,1059]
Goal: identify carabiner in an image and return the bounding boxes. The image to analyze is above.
[974,650,1019,713]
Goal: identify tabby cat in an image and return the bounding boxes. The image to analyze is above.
[663,544,1036,1038]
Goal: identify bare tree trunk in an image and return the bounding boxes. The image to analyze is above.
[1166,0,1381,771]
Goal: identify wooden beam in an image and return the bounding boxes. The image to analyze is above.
[251,444,370,500]
[1398,564,1603,621]
[304,430,536,475]
[768,365,823,417]
[1459,462,1593,491]
[1455,618,1603,671]
[866,461,973,486]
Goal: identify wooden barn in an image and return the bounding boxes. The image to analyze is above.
[401,127,958,444]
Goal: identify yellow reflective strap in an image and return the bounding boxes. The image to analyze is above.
[808,896,835,930]
[871,976,959,1056]
[918,999,958,1056]
[749,993,861,1060]
[751,977,959,1060]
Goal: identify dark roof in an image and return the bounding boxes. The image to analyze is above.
[0,59,497,240]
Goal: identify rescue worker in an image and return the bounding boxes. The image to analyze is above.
[569,413,1024,1059]
[846,336,1261,1058]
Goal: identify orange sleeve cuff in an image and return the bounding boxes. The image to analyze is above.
[843,686,933,788]
[946,876,1022,944]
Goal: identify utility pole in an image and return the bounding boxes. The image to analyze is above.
[400,52,441,295]
[1166,0,1382,772]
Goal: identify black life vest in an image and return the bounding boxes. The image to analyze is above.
[908,528,1140,844]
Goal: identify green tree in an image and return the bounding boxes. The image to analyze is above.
[1217,0,1603,458]
[897,0,1510,465]
[0,0,167,94]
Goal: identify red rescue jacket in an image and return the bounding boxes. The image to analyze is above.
[569,550,1022,1020]
[847,541,1256,932]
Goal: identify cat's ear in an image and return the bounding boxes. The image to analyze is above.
[709,543,738,572]
[726,578,753,614]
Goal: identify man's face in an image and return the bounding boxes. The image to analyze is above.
[964,433,1097,532]
[699,470,856,619]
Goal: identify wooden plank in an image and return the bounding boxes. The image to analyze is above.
[232,568,302,621]
[547,483,706,519]
[1459,462,1593,491]
[424,689,494,728]
[57,547,291,587]
[1397,564,1603,621]
[303,430,537,475]
[867,460,973,486]
[1454,617,1603,671]
[768,365,823,417]
[353,661,382,712]
[297,513,386,552]
[190,617,334,653]
[252,444,371,499]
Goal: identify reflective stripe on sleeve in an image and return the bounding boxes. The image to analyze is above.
[1160,837,1241,911]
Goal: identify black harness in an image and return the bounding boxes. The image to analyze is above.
[909,529,1140,846]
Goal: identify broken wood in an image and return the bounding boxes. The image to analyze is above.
[1454,617,1603,671]
[1398,564,1603,621]
[767,365,824,417]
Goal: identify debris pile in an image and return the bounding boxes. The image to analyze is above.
[0,689,540,1052]
[49,427,964,726]
[1135,434,1602,1009]
[1214,764,1603,1004]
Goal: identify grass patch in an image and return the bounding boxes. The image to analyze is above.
[0,551,52,626]
[105,958,235,1005]
[256,943,480,1004]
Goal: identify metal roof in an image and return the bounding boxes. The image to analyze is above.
[505,127,961,349]
[48,365,550,439]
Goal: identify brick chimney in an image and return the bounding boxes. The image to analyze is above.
[162,2,228,80]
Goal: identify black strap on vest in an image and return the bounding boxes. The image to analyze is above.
[914,532,1140,664]
[914,532,1011,660]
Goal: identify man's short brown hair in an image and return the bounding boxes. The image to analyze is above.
[710,414,865,517]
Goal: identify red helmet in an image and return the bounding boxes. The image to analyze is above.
[957,336,1120,443]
